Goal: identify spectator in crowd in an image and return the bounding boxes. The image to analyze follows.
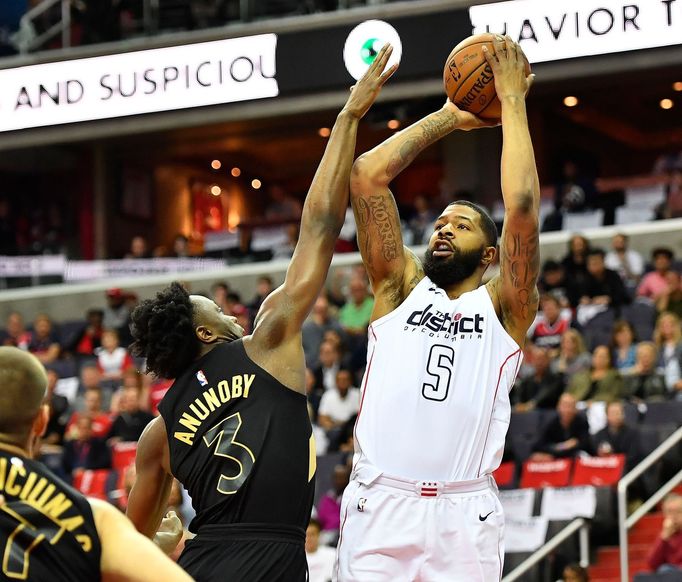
[79,363,103,393]
[531,393,593,460]
[306,518,336,582]
[338,277,374,336]
[605,233,644,294]
[657,167,682,220]
[225,291,246,317]
[551,329,592,380]
[656,270,682,318]
[272,223,299,259]
[306,367,323,421]
[653,312,682,393]
[316,464,351,532]
[611,320,639,374]
[592,400,644,474]
[61,416,112,479]
[264,184,302,221]
[407,194,437,245]
[125,235,151,259]
[65,386,112,440]
[1,311,31,349]
[567,345,624,403]
[561,563,589,582]
[538,260,569,307]
[108,387,155,443]
[43,368,70,447]
[27,313,61,364]
[513,346,565,411]
[148,376,174,416]
[96,328,135,383]
[554,160,597,214]
[317,369,361,450]
[73,308,105,356]
[561,234,591,298]
[647,493,682,573]
[623,342,668,402]
[103,287,133,345]
[247,275,274,322]
[638,248,676,302]
[211,281,230,312]
[572,249,629,322]
[303,295,346,368]
[171,234,191,258]
[529,293,572,353]
[313,341,342,392]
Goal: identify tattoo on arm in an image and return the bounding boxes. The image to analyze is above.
[501,230,539,320]
[385,114,456,181]
[367,196,400,262]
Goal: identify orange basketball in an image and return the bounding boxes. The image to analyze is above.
[443,33,531,121]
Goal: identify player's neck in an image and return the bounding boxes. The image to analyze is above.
[0,439,30,458]
[440,273,484,300]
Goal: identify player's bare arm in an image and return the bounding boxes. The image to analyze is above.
[483,36,540,348]
[351,94,496,321]
[245,44,397,390]
[92,498,194,582]
[126,416,175,541]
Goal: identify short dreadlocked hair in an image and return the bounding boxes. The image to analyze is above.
[130,282,201,379]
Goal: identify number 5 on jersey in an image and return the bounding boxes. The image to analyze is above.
[422,344,455,402]
[203,412,255,495]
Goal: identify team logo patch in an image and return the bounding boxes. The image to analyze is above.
[357,498,367,512]
[196,370,208,386]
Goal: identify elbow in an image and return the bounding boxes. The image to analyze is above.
[352,153,389,191]
[505,191,538,218]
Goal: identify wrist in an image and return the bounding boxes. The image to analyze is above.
[338,108,362,122]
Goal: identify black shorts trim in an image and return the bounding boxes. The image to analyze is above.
[193,522,305,544]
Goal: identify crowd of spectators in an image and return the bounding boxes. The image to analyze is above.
[1,228,682,580]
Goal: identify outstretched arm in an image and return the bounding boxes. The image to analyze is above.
[253,45,397,339]
[484,36,540,347]
[351,100,496,321]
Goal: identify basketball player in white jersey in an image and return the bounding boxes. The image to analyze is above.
[335,36,539,581]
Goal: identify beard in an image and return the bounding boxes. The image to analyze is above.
[422,244,485,289]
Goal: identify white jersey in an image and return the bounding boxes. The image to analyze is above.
[353,276,522,483]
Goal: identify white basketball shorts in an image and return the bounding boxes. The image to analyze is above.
[333,473,504,582]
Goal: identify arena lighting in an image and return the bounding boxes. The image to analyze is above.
[231,167,241,177]
[210,185,221,196]
[387,119,400,129]
[563,96,579,107]
[660,99,674,110]
[673,82,682,92]
[211,159,221,170]
[251,179,262,189]
[318,127,331,138]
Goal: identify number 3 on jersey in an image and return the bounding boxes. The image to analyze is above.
[203,412,255,495]
[422,344,455,401]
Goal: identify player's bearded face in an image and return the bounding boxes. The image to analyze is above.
[423,243,485,288]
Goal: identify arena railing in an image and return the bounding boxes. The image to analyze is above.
[617,425,682,582]
[16,0,71,53]
[501,517,589,582]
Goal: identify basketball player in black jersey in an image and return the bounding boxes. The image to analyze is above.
[0,346,193,582]
[125,44,398,581]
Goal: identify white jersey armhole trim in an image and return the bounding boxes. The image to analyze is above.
[369,276,433,332]
[481,285,523,353]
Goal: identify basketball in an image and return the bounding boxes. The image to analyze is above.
[443,33,531,121]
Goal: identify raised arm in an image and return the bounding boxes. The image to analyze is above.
[126,416,174,540]
[351,97,496,320]
[252,45,397,339]
[484,36,540,347]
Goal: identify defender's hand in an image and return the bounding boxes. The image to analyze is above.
[442,100,500,131]
[153,511,183,555]
[342,43,398,119]
[482,35,534,100]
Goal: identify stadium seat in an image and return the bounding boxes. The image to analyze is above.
[581,308,616,351]
[571,454,625,487]
[643,401,682,426]
[493,461,516,488]
[520,459,573,488]
[73,469,110,500]
[111,441,138,473]
[621,301,656,342]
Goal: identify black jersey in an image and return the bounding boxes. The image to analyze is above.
[158,339,315,533]
[0,446,102,582]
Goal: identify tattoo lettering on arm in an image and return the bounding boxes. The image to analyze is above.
[501,229,539,321]
[385,114,457,181]
[368,196,400,262]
